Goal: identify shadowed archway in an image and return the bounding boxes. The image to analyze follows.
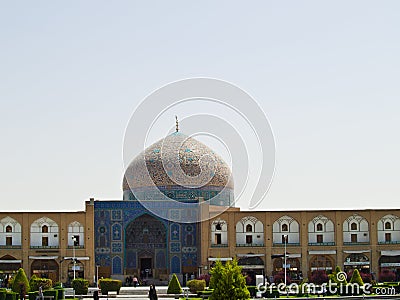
[125,214,167,279]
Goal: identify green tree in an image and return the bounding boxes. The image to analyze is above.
[349,269,364,286]
[167,274,182,294]
[11,268,30,294]
[209,260,224,290]
[209,259,250,300]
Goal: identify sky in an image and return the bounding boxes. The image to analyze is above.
[1,1,399,212]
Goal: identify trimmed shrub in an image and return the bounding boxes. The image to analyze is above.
[43,290,58,300]
[27,292,37,300]
[29,276,52,292]
[167,274,182,294]
[5,292,17,300]
[197,290,213,298]
[187,279,206,294]
[53,287,64,300]
[349,269,364,286]
[98,279,122,295]
[11,269,30,294]
[72,279,88,295]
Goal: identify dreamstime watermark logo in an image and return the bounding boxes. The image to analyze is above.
[336,271,347,282]
[123,78,275,222]
[257,271,396,296]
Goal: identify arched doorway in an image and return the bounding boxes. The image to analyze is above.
[67,260,85,283]
[344,253,370,274]
[0,255,21,287]
[379,254,400,281]
[238,255,265,286]
[31,259,59,282]
[309,255,334,278]
[125,214,167,280]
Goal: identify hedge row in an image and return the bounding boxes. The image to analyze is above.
[187,280,206,294]
[98,279,122,295]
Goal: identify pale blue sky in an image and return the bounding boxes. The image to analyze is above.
[1,1,399,211]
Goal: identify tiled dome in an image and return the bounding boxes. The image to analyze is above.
[123,132,233,203]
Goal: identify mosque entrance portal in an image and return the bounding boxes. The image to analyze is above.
[140,257,153,278]
[125,214,167,279]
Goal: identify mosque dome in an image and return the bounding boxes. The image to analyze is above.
[122,131,234,205]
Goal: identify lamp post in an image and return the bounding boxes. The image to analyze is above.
[283,234,288,288]
[59,259,64,287]
[71,236,77,280]
[96,265,99,289]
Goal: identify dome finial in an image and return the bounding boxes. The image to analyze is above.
[175,115,179,132]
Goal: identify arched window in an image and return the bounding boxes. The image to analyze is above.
[343,214,369,244]
[246,224,253,232]
[68,221,85,247]
[308,215,335,245]
[385,222,392,230]
[1,217,22,247]
[351,222,358,231]
[211,219,227,246]
[378,215,400,244]
[30,217,59,248]
[282,224,288,232]
[236,216,264,247]
[42,225,48,233]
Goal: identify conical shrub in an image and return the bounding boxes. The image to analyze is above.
[11,268,30,294]
[349,269,364,286]
[167,274,182,294]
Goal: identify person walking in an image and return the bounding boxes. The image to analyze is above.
[133,275,138,287]
[38,286,44,300]
[148,284,158,300]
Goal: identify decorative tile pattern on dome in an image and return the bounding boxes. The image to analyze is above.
[169,210,181,222]
[122,133,234,192]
